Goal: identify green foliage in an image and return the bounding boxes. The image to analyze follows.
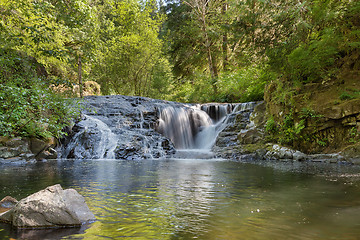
[216,66,275,102]
[300,108,323,119]
[170,72,214,103]
[265,117,278,134]
[91,0,171,97]
[287,28,340,83]
[349,127,360,144]
[317,140,327,147]
[0,50,79,138]
[265,109,308,146]
[277,111,301,145]
[339,91,360,101]
[170,65,274,103]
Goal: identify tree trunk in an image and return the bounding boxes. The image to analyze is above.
[78,55,83,98]
[222,0,228,71]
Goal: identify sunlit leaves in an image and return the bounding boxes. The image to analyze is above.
[91,0,172,97]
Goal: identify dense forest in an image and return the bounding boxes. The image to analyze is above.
[0,0,359,139]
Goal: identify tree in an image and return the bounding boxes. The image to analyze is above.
[91,0,172,97]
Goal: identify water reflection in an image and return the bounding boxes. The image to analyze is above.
[0,159,360,239]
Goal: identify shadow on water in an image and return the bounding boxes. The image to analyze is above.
[0,222,91,240]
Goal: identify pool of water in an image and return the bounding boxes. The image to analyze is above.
[1,158,360,239]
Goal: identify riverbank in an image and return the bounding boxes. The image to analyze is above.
[0,137,58,164]
[1,92,359,166]
[213,99,360,165]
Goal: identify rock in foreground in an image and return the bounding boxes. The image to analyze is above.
[0,184,95,228]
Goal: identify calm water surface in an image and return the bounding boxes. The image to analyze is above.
[1,158,360,239]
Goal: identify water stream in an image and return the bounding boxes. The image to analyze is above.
[1,159,360,239]
[1,96,360,239]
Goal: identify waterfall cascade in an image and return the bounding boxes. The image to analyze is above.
[61,95,256,160]
[156,102,256,152]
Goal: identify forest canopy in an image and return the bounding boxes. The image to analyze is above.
[0,0,359,138]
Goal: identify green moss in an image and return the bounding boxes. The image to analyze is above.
[243,143,269,153]
[339,91,357,100]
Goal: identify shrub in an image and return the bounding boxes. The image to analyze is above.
[0,50,79,139]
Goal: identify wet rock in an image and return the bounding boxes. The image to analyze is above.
[19,153,35,160]
[0,139,30,159]
[213,102,267,160]
[0,184,95,228]
[0,196,18,209]
[293,151,307,161]
[308,153,344,163]
[36,148,57,160]
[0,157,28,165]
[0,137,57,162]
[341,143,360,161]
[61,95,177,159]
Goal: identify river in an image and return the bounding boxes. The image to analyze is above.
[1,158,360,239]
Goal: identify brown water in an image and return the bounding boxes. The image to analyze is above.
[0,158,360,239]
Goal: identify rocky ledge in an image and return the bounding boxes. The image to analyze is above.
[0,137,58,164]
[60,95,178,160]
[213,101,360,164]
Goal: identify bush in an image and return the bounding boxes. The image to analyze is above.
[215,66,276,103]
[287,28,340,83]
[0,50,79,139]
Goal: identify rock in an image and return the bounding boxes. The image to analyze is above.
[61,95,177,159]
[0,157,28,165]
[19,153,35,160]
[341,143,360,160]
[0,143,29,159]
[0,196,18,209]
[0,184,95,228]
[238,128,262,144]
[293,151,307,161]
[36,148,57,160]
[30,138,48,156]
[4,138,24,148]
[264,145,305,161]
[308,153,343,163]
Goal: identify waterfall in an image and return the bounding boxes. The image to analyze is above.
[156,102,257,152]
[156,106,213,149]
[62,115,118,159]
[200,104,233,123]
[60,95,257,160]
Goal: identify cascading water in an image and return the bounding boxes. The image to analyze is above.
[155,102,255,158]
[156,106,213,149]
[200,104,233,123]
[61,95,257,160]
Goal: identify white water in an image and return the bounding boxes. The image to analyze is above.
[157,103,254,155]
[63,101,256,160]
[62,115,118,159]
[156,106,213,149]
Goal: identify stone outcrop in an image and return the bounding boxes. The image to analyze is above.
[0,137,58,164]
[213,100,359,164]
[0,184,95,228]
[213,102,267,159]
[264,75,360,155]
[61,95,176,160]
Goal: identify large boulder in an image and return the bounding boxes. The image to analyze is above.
[0,184,95,228]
